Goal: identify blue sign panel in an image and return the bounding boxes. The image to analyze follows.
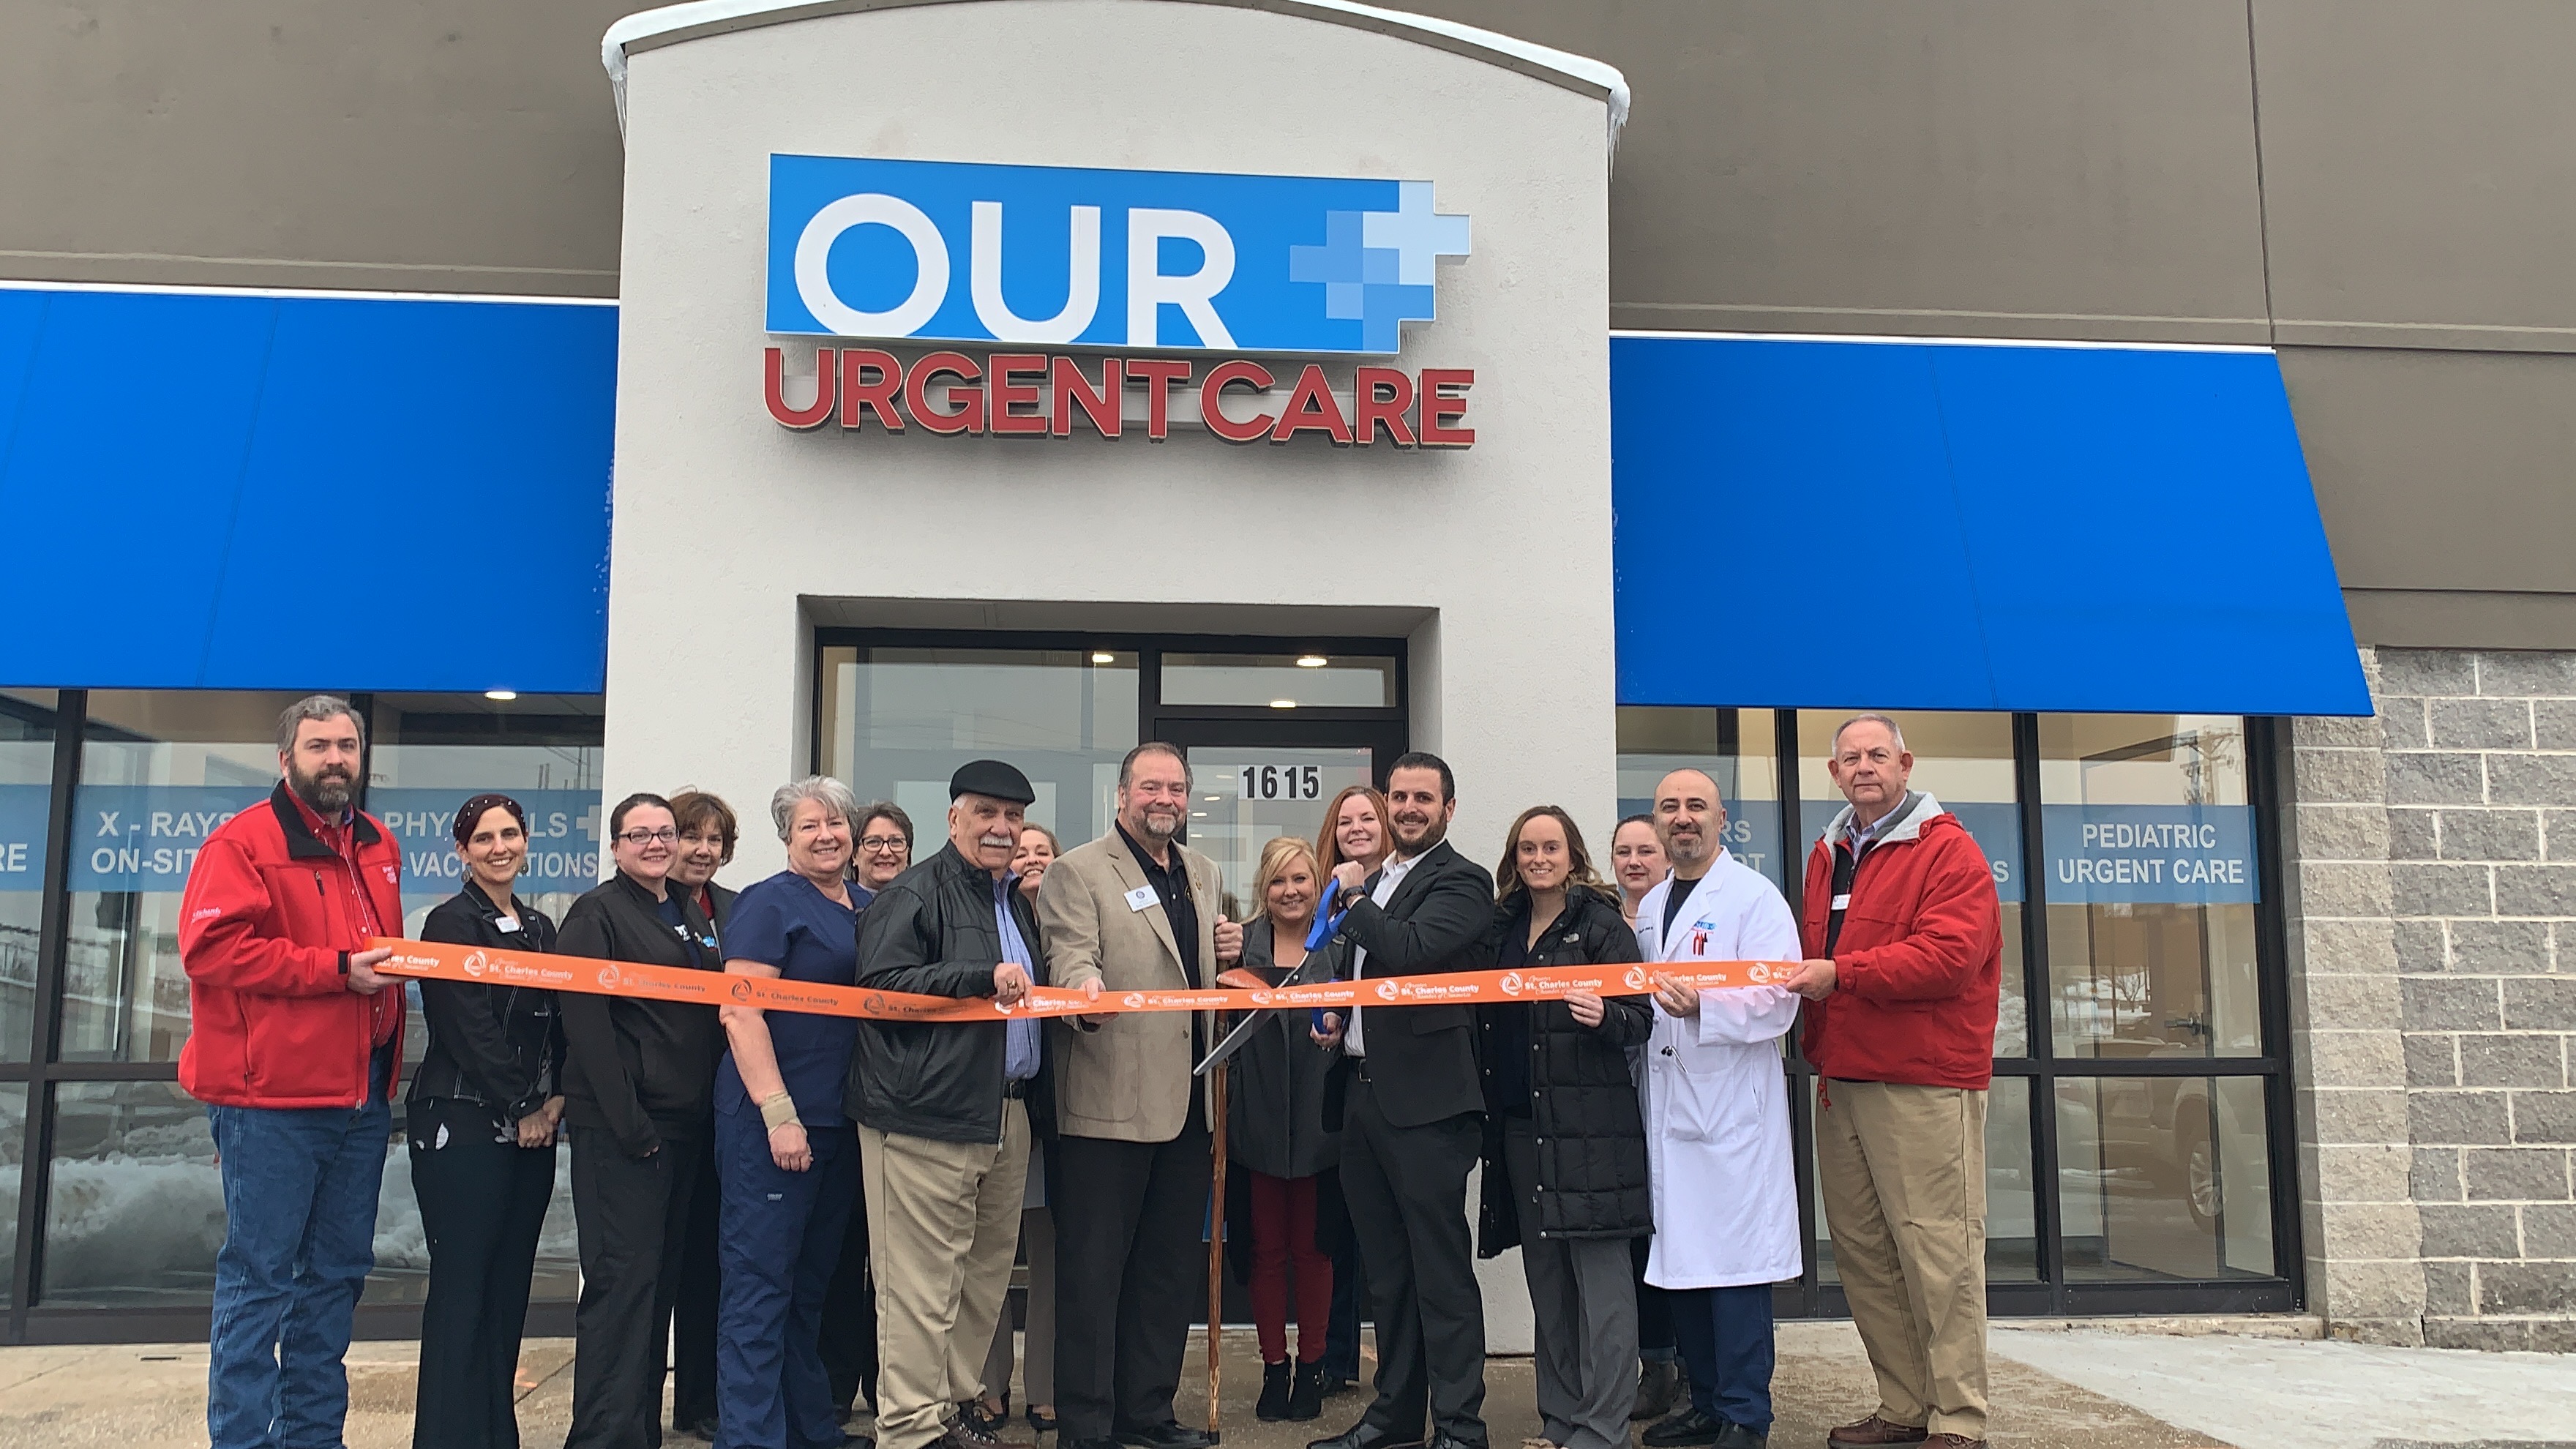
[0,784,48,890]
[2042,804,2256,905]
[768,155,1469,355]
[58,787,604,896]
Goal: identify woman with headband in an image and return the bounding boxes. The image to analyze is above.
[407,792,566,1449]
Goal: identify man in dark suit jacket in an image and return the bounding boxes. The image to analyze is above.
[1308,752,1495,1449]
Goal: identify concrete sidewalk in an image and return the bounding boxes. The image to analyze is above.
[0,1321,2564,1449]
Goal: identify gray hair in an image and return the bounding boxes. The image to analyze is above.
[1831,713,1907,753]
[275,694,364,755]
[771,775,863,841]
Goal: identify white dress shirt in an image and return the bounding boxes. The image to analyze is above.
[1342,852,1418,1057]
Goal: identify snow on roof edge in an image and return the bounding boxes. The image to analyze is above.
[602,0,1629,167]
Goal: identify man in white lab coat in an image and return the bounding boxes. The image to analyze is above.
[1632,769,1802,1449]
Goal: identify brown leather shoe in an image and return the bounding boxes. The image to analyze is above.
[1825,1418,1928,1449]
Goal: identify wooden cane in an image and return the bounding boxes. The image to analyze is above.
[1208,1057,1229,1438]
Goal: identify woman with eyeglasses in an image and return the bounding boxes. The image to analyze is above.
[408,793,564,1449]
[854,802,915,899]
[972,820,1063,1437]
[556,793,727,1449]
[714,777,869,1449]
[667,788,742,1442]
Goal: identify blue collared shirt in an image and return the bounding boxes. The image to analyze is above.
[995,873,1041,1080]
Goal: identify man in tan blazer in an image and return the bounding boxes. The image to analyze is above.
[1036,741,1242,1449]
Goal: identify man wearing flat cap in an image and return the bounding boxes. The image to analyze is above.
[850,760,1064,1449]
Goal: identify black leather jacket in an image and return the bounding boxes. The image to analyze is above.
[406,886,564,1124]
[847,842,1049,1145]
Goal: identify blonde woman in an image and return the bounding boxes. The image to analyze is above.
[1227,836,1339,1420]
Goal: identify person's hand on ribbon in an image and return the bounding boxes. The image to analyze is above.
[1215,914,1243,966]
[1311,1011,1345,1050]
[992,960,1032,1006]
[1077,976,1108,1027]
[1650,971,1700,1019]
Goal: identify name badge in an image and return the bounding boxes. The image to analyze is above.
[1831,894,1852,910]
[1125,885,1158,913]
[496,918,521,934]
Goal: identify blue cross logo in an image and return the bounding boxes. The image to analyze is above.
[1288,181,1470,353]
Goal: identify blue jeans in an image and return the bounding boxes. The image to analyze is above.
[715,1111,858,1449]
[205,1068,393,1449]
[1670,1284,1775,1434]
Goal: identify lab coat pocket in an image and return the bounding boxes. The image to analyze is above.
[1665,1060,1742,1145]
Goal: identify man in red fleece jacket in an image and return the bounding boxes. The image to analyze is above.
[1782,715,2001,1449]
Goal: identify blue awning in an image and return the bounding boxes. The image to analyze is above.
[1609,333,2371,716]
[0,284,617,694]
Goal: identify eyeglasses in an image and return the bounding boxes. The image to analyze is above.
[617,828,678,845]
[859,836,909,853]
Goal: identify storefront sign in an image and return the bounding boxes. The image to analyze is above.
[763,154,1476,446]
[0,786,605,894]
[768,155,1469,354]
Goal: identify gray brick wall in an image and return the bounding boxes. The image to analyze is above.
[2293,646,2576,1351]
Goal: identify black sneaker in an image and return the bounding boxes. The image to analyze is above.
[1642,1409,1726,1448]
[1631,1358,1681,1421]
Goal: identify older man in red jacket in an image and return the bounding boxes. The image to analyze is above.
[1782,715,2001,1449]
[178,695,405,1449]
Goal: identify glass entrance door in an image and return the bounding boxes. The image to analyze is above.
[1180,744,1376,918]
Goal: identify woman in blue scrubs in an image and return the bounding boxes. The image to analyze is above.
[713,776,867,1449]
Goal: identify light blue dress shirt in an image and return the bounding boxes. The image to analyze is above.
[995,874,1041,1080]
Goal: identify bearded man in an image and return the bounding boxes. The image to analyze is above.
[178,695,406,1449]
[1035,741,1243,1449]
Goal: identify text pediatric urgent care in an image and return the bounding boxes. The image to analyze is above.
[763,347,1474,446]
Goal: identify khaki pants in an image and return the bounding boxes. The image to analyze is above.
[1815,1081,1988,1440]
[861,1101,1031,1449]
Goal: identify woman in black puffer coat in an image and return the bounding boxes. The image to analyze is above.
[1475,806,1651,1449]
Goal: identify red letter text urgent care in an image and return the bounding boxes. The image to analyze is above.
[763,348,1471,448]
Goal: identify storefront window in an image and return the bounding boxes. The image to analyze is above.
[365,693,605,937]
[1613,707,1783,888]
[63,692,305,1064]
[41,1079,222,1305]
[2038,716,2261,1058]
[0,690,61,1063]
[1,1083,23,1305]
[1162,652,1394,709]
[820,646,1139,845]
[2056,1074,2273,1281]
[1798,710,2027,1056]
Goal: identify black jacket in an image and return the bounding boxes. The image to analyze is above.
[1322,838,1496,1130]
[847,842,1051,1145]
[555,872,724,1157]
[1476,885,1653,1254]
[1225,916,1340,1180]
[407,886,564,1125]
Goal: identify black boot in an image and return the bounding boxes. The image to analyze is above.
[1286,1361,1328,1422]
[1257,1360,1294,1422]
[1633,1358,1681,1421]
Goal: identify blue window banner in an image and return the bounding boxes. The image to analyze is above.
[0,783,47,888]
[1615,793,2251,907]
[47,787,603,896]
[768,154,1470,356]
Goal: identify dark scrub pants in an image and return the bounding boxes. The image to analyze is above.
[1669,1284,1775,1436]
[566,1127,706,1449]
[715,1112,858,1448]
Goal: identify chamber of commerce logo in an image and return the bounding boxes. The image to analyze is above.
[1745,962,1772,984]
[597,964,622,990]
[1498,971,1524,997]
[1622,967,1649,991]
[1123,992,1148,1010]
[768,155,1467,355]
[730,978,755,1003]
[463,951,489,979]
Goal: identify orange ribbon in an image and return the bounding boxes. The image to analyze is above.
[370,936,1794,1023]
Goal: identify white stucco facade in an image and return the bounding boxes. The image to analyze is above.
[602,0,1621,886]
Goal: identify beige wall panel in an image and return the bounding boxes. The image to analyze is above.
[2252,0,2576,353]
[1414,0,2272,342]
[2282,346,2576,615]
[0,0,633,295]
